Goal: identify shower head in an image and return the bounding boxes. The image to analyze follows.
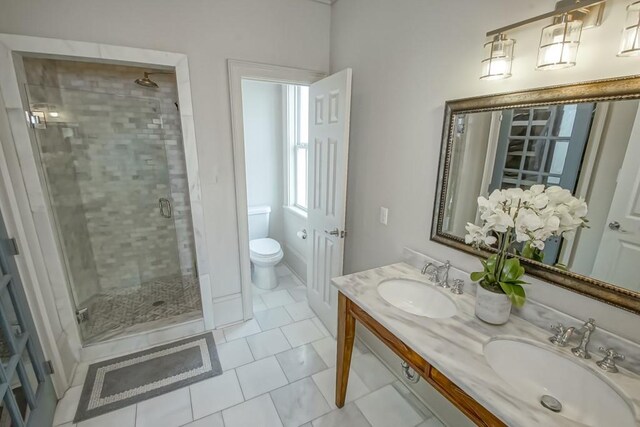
[135,72,159,88]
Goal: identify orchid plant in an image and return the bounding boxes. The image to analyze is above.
[465,185,588,307]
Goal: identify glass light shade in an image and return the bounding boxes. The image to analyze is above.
[480,35,515,80]
[537,15,583,70]
[619,1,640,56]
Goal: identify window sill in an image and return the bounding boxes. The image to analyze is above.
[283,205,308,220]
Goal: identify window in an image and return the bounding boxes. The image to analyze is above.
[287,85,309,211]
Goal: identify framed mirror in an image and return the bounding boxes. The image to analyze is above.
[432,75,640,314]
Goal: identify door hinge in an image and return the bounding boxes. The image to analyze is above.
[25,111,47,129]
[0,238,19,256]
[340,230,347,238]
[43,360,55,375]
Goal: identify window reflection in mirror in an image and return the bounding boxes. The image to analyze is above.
[443,99,640,293]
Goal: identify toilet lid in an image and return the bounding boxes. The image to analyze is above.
[250,238,281,257]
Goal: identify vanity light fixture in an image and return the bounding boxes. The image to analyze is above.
[481,0,605,79]
[536,13,583,70]
[480,34,515,80]
[619,1,640,56]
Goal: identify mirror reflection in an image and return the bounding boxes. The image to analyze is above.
[442,99,640,293]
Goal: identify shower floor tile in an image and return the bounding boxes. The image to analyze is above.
[81,275,202,344]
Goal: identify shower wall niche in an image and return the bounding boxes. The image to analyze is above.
[23,58,200,342]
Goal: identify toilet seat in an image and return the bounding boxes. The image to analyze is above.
[249,238,282,259]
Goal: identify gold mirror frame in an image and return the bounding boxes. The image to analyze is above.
[432,75,640,314]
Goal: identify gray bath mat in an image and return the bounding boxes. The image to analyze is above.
[74,332,221,423]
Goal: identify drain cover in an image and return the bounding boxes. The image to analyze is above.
[540,395,562,413]
[152,300,166,307]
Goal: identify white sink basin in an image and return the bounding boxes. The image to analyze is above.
[484,339,635,426]
[377,279,456,319]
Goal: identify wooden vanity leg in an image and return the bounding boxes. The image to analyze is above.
[336,292,356,408]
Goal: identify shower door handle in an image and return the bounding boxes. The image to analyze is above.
[159,198,172,219]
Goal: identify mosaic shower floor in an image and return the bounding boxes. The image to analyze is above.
[81,275,202,344]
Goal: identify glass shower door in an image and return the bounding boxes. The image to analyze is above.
[26,84,188,342]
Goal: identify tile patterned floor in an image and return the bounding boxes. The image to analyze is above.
[81,275,202,343]
[54,265,445,427]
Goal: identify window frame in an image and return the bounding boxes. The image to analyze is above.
[285,84,309,214]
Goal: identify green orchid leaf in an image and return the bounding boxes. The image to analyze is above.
[499,282,527,308]
[501,258,524,282]
[470,272,486,282]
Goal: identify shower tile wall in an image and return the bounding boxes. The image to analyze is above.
[24,58,197,303]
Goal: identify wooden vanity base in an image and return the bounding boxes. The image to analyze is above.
[336,292,506,427]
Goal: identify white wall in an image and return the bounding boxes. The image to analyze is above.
[283,208,308,281]
[0,0,330,327]
[242,79,285,243]
[330,0,640,343]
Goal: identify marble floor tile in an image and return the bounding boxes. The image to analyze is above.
[190,371,244,419]
[311,403,371,427]
[71,362,89,387]
[287,287,308,302]
[311,317,331,337]
[284,301,316,321]
[351,353,396,391]
[216,338,254,370]
[254,306,294,330]
[182,412,224,427]
[276,275,302,290]
[236,356,288,399]
[270,377,331,427]
[246,328,292,360]
[281,319,324,347]
[77,405,136,427]
[312,367,370,409]
[391,381,434,420]
[355,384,423,427]
[253,295,268,312]
[211,328,226,345]
[262,290,296,308]
[223,318,261,341]
[53,385,82,426]
[222,393,283,427]
[135,387,192,427]
[311,337,338,368]
[276,264,292,277]
[275,344,328,382]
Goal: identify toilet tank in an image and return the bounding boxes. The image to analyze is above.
[247,206,271,240]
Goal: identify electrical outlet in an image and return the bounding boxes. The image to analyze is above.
[380,207,389,225]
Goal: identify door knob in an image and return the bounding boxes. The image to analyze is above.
[325,228,339,236]
[609,221,621,231]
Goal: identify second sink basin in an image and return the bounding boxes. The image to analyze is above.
[377,279,457,319]
[484,339,635,427]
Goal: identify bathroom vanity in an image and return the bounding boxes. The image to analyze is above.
[332,263,640,427]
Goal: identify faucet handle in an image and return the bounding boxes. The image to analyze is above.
[596,347,625,373]
[548,323,566,345]
[450,279,464,295]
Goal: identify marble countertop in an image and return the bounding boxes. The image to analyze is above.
[332,262,640,427]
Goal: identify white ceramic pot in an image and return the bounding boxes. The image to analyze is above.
[475,283,512,325]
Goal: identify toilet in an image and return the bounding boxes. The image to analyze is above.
[248,206,283,289]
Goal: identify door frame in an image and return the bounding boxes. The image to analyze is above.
[0,34,213,390]
[227,60,325,319]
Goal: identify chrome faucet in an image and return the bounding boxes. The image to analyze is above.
[421,260,451,288]
[421,262,438,282]
[437,260,451,289]
[571,318,596,359]
[548,323,576,347]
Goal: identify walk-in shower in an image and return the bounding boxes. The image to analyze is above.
[22,58,201,344]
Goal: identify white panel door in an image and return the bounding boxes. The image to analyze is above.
[592,109,640,292]
[306,69,352,336]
